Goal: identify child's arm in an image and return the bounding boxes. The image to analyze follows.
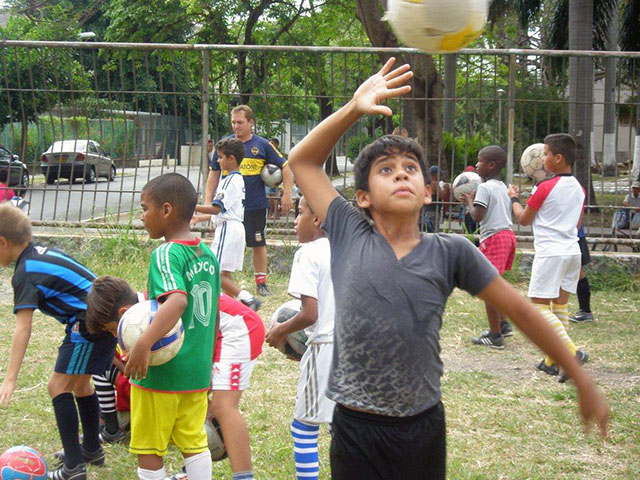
[507,184,536,226]
[124,292,188,381]
[195,204,222,216]
[460,192,486,223]
[0,309,34,407]
[289,57,413,222]
[265,295,317,349]
[478,276,609,436]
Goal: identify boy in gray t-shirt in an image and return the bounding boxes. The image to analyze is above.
[462,146,517,349]
[288,58,608,480]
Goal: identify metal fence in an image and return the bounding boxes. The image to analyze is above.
[1,41,640,249]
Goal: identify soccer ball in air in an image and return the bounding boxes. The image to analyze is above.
[520,143,549,183]
[385,0,488,54]
[204,416,227,462]
[0,446,48,480]
[118,300,184,366]
[452,171,482,201]
[260,164,282,188]
[270,300,308,361]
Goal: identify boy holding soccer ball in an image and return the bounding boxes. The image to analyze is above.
[265,195,335,480]
[461,145,516,349]
[126,173,220,480]
[0,203,116,480]
[509,134,589,382]
[288,58,608,479]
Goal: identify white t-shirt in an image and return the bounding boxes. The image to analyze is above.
[212,171,245,226]
[288,237,335,344]
[473,178,513,242]
[527,174,584,257]
[624,192,640,208]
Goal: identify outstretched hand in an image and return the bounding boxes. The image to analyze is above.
[352,57,413,117]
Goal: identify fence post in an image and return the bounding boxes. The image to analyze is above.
[201,50,210,195]
[506,54,516,185]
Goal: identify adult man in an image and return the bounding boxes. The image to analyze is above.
[205,105,293,296]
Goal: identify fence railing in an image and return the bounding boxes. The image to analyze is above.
[2,41,640,249]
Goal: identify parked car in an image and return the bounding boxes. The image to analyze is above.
[0,144,30,195]
[41,140,116,184]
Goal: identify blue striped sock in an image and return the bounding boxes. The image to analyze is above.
[291,419,320,480]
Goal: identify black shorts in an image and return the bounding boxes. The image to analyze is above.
[244,208,267,247]
[578,237,591,266]
[55,320,117,375]
[330,402,446,480]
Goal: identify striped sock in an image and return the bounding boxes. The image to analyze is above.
[232,471,254,480]
[534,303,577,366]
[291,419,320,480]
[552,302,570,328]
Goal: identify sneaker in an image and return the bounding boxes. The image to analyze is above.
[559,350,589,383]
[570,310,594,323]
[471,331,504,349]
[54,446,105,467]
[99,423,126,444]
[240,296,262,312]
[167,473,188,480]
[500,321,514,337]
[536,359,559,376]
[256,283,273,297]
[48,463,86,480]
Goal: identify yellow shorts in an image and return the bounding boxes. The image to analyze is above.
[129,387,208,456]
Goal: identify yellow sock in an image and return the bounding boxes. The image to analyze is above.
[552,302,569,328]
[534,303,577,366]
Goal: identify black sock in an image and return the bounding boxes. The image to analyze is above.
[103,411,120,434]
[577,277,591,313]
[52,393,83,468]
[76,393,101,452]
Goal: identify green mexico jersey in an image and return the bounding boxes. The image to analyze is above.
[133,238,220,392]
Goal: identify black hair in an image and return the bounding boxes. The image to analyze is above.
[544,133,577,166]
[478,145,507,170]
[215,138,245,167]
[353,135,428,192]
[142,173,197,222]
[86,276,138,335]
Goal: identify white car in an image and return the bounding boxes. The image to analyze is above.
[41,140,116,184]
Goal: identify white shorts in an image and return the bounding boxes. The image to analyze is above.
[528,254,581,298]
[211,359,257,391]
[211,220,245,272]
[294,343,336,425]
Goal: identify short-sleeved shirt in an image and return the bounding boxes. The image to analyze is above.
[133,238,220,393]
[214,294,264,362]
[473,178,513,242]
[210,134,287,211]
[322,197,497,417]
[526,174,584,257]
[287,237,335,344]
[212,171,245,226]
[624,192,640,208]
[12,243,95,329]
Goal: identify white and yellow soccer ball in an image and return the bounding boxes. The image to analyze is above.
[452,171,482,201]
[520,143,550,183]
[385,0,489,54]
[117,300,184,366]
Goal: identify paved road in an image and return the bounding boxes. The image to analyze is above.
[22,164,207,222]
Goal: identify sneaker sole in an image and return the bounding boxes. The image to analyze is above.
[569,317,594,323]
[471,339,504,349]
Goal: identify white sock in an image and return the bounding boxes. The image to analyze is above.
[136,466,166,480]
[236,290,253,302]
[184,451,212,480]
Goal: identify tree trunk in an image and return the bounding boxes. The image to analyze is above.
[354,0,442,164]
[602,1,618,176]
[568,0,597,207]
[320,94,339,176]
[443,54,457,134]
[20,121,28,164]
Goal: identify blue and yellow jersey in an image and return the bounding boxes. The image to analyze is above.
[210,134,286,211]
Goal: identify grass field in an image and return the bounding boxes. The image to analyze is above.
[0,234,639,479]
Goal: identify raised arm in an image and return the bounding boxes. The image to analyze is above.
[508,184,536,226]
[288,57,413,221]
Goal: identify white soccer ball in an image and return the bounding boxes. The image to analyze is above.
[520,143,549,182]
[452,171,482,201]
[260,164,282,188]
[270,299,308,361]
[117,300,184,366]
[385,0,488,54]
[204,416,227,461]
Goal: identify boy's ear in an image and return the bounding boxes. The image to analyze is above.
[423,184,433,206]
[118,305,132,319]
[162,202,173,218]
[355,189,371,210]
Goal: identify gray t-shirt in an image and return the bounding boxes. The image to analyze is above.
[323,197,497,416]
[473,178,513,242]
